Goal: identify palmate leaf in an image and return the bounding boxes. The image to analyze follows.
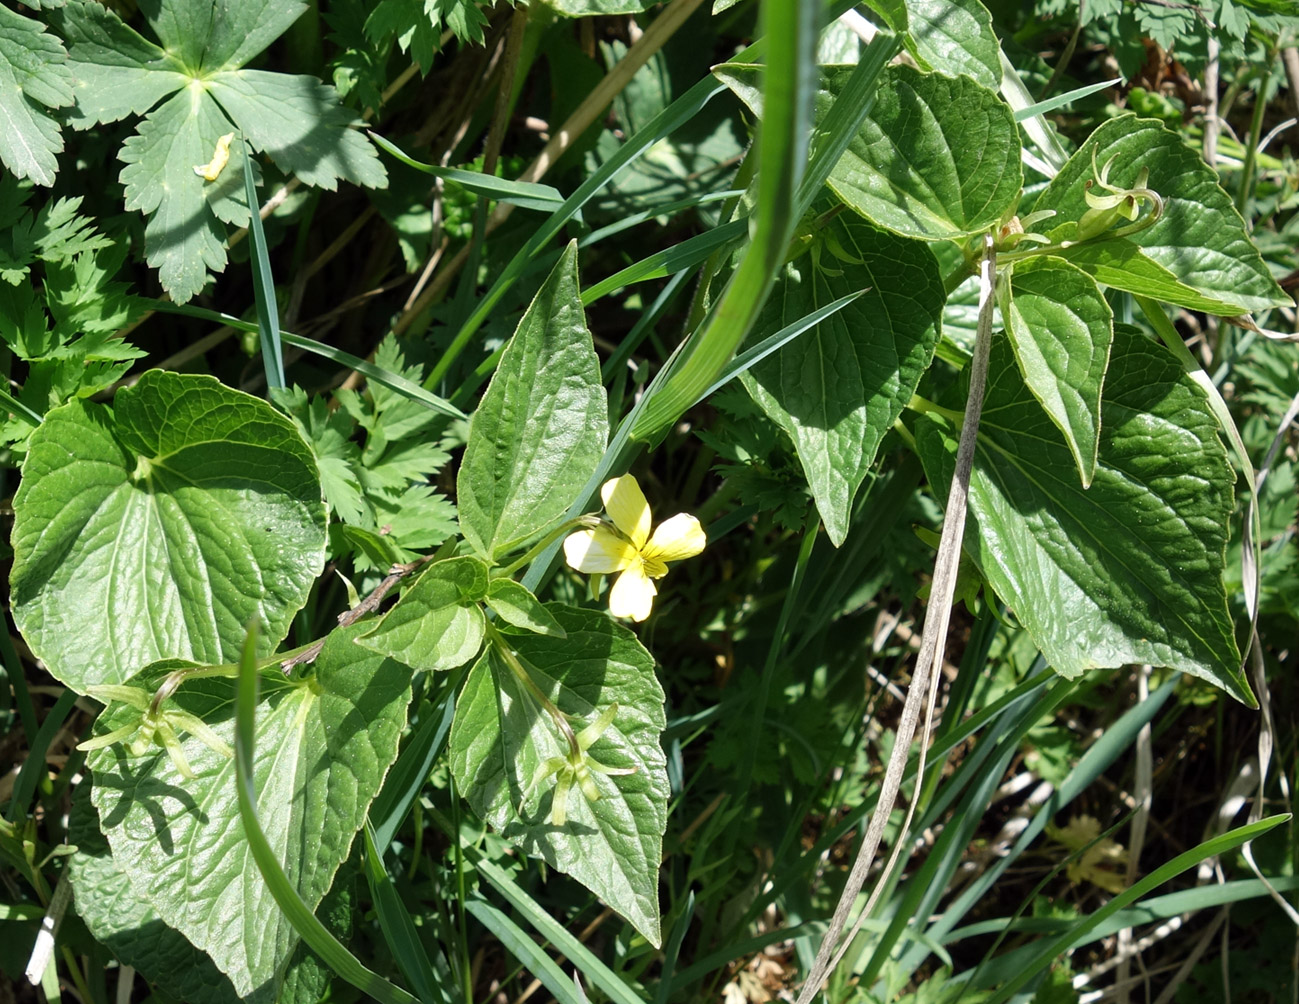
[56,0,387,301]
[0,5,73,184]
[0,5,74,185]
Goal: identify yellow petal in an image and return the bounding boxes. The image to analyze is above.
[564,527,636,574]
[609,563,656,622]
[601,475,651,550]
[643,513,706,564]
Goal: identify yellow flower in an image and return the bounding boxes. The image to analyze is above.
[563,474,705,622]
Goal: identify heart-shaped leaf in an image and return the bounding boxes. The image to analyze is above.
[449,605,668,946]
[11,370,327,693]
[916,326,1250,704]
[87,624,413,998]
[828,64,1021,240]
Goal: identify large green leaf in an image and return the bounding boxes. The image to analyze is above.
[87,625,413,998]
[716,62,1019,240]
[457,242,608,559]
[902,0,1001,88]
[10,370,327,693]
[68,785,242,1004]
[68,783,339,1004]
[0,5,74,185]
[449,605,668,946]
[1052,238,1251,315]
[357,556,489,671]
[828,64,1021,240]
[57,0,386,301]
[915,326,1250,704]
[741,213,943,546]
[1002,255,1113,488]
[1030,116,1289,314]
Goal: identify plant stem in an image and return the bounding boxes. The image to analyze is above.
[485,623,580,757]
[796,233,999,1004]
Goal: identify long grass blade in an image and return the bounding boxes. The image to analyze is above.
[362,822,446,1004]
[240,138,286,391]
[628,0,820,442]
[370,134,565,212]
[233,625,419,1004]
[980,815,1290,1003]
[148,301,465,420]
[465,897,586,1004]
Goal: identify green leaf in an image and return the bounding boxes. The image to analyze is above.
[457,242,608,558]
[357,556,490,671]
[486,579,568,637]
[0,5,74,185]
[741,213,943,546]
[87,625,413,998]
[57,0,386,301]
[449,605,668,945]
[902,0,1001,88]
[915,326,1250,704]
[207,72,386,190]
[10,370,327,693]
[1030,116,1289,314]
[119,87,247,303]
[1052,237,1252,315]
[828,65,1021,240]
[55,2,188,127]
[1002,255,1114,487]
[67,785,242,1004]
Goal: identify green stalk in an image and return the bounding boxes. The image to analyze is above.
[628,0,818,442]
[1235,65,1274,215]
[233,627,419,1004]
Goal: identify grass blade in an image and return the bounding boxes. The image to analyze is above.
[240,138,285,391]
[465,897,585,1004]
[981,814,1290,1003]
[362,822,446,1004]
[148,301,466,420]
[628,0,820,442]
[370,134,565,212]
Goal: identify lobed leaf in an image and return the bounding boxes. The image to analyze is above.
[0,5,74,185]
